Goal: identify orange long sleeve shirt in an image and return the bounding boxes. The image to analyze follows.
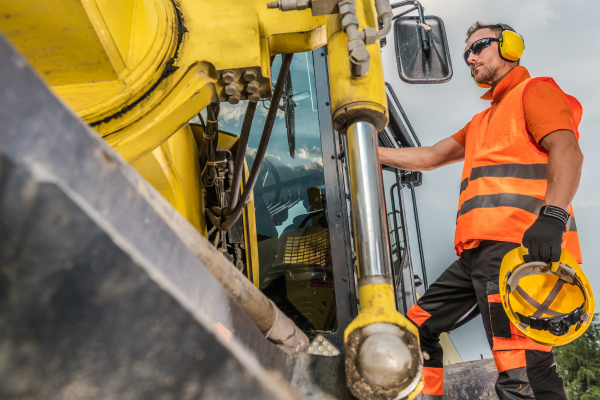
[452,66,575,147]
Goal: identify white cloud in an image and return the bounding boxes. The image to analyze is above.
[218,102,249,128]
[297,147,309,159]
[257,101,285,120]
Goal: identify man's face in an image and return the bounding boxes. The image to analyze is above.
[464,28,503,84]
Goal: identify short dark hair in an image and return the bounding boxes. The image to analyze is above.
[465,21,516,43]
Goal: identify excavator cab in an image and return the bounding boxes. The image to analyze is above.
[199,48,437,352]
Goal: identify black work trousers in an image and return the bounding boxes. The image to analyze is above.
[407,241,568,400]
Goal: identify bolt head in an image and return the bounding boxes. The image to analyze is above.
[350,47,369,63]
[228,93,241,105]
[350,48,370,76]
[342,14,359,30]
[224,82,239,96]
[243,69,257,82]
[245,81,260,93]
[339,3,355,17]
[363,27,377,45]
[347,39,362,52]
[222,70,236,84]
[248,92,261,103]
[297,0,309,10]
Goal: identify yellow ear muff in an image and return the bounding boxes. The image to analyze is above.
[499,30,525,62]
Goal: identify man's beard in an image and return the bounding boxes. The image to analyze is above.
[474,64,498,84]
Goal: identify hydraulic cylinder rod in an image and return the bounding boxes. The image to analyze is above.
[346,121,392,278]
[344,121,423,399]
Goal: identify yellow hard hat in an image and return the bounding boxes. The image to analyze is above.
[499,246,595,346]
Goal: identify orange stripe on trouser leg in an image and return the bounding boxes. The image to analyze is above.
[422,367,444,396]
[407,304,432,327]
[493,322,552,352]
[487,293,502,303]
[493,350,527,373]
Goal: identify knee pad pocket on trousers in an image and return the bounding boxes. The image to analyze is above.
[487,281,512,338]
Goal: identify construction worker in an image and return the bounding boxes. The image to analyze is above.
[379,22,583,399]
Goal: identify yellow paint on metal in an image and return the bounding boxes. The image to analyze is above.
[345,283,420,342]
[0,0,328,164]
[0,0,121,85]
[345,282,424,398]
[131,124,205,233]
[269,25,327,56]
[241,168,260,286]
[95,0,136,66]
[325,0,388,131]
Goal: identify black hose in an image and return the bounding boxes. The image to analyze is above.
[202,103,220,188]
[391,0,415,9]
[197,112,206,129]
[416,2,430,52]
[206,207,222,228]
[226,100,257,214]
[218,53,294,231]
[403,181,428,290]
[392,5,417,21]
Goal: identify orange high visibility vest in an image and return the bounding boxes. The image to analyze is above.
[455,77,583,263]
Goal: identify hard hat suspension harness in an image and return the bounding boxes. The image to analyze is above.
[504,261,590,337]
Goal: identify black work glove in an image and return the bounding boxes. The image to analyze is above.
[522,206,568,264]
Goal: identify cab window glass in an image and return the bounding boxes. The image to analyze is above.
[213,52,337,336]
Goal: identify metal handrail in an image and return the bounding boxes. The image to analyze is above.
[400,180,428,290]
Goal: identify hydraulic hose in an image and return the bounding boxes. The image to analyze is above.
[225,100,258,214]
[376,14,392,40]
[391,0,415,9]
[375,0,393,40]
[213,53,294,231]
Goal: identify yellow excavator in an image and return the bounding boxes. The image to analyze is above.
[0,0,494,399]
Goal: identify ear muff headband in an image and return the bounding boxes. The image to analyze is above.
[497,24,525,62]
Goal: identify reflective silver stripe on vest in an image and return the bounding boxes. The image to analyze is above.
[459,193,543,216]
[460,163,548,194]
[568,217,577,232]
[470,163,547,181]
[459,178,469,194]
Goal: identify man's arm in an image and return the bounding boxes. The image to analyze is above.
[540,130,584,209]
[522,129,583,263]
[378,137,465,171]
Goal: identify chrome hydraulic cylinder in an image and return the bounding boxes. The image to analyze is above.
[346,121,392,279]
[344,121,423,400]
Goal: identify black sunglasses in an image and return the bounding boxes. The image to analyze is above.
[463,37,499,66]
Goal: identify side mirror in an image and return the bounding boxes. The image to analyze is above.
[394,15,453,84]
